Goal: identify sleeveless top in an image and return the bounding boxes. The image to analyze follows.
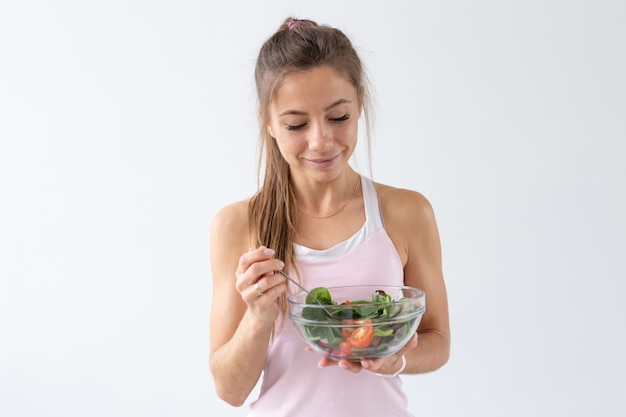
[248,175,413,417]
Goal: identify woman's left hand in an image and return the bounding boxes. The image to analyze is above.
[316,332,418,374]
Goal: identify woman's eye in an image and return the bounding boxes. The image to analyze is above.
[331,114,350,122]
[286,124,305,131]
[285,115,348,131]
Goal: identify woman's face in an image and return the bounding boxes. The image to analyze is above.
[267,66,361,183]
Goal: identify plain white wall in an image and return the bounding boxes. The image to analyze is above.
[1,1,624,416]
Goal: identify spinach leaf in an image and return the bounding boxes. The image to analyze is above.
[306,287,333,305]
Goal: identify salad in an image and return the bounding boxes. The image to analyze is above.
[298,286,422,360]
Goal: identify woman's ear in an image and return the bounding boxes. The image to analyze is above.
[267,124,275,138]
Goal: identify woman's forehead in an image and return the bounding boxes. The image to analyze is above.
[271,67,357,112]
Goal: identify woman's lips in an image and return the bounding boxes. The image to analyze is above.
[305,154,340,168]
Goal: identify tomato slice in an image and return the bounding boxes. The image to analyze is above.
[341,319,355,339]
[350,319,374,348]
[339,341,353,356]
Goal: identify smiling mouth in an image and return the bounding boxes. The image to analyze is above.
[306,154,340,164]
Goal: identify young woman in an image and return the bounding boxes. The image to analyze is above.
[209,17,450,416]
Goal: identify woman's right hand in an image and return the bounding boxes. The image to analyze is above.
[235,246,287,322]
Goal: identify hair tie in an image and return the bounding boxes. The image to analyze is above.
[288,20,304,30]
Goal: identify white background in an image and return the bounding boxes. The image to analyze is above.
[1,1,625,416]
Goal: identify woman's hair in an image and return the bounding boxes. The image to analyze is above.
[249,17,371,308]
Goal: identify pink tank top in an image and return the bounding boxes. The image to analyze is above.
[248,175,413,417]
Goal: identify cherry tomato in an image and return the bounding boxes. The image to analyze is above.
[341,319,355,339]
[340,341,353,356]
[350,319,374,348]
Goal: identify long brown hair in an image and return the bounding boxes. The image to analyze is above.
[249,17,372,308]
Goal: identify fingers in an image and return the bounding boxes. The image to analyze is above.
[337,359,362,373]
[360,332,418,374]
[238,246,278,273]
[254,281,266,297]
[236,246,280,280]
[235,246,286,302]
[317,357,362,373]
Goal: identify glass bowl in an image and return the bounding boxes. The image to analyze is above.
[288,285,425,361]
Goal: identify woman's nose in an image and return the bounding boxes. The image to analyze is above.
[308,122,333,152]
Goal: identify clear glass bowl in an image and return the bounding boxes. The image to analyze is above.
[288,285,425,361]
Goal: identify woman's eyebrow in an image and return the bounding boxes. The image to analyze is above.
[324,98,351,111]
[278,98,351,117]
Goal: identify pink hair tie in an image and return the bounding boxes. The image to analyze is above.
[288,20,305,30]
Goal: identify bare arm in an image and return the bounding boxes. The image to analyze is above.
[384,187,450,374]
[208,202,287,406]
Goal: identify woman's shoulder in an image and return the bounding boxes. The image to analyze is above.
[371,181,439,265]
[372,181,435,219]
[211,198,253,245]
